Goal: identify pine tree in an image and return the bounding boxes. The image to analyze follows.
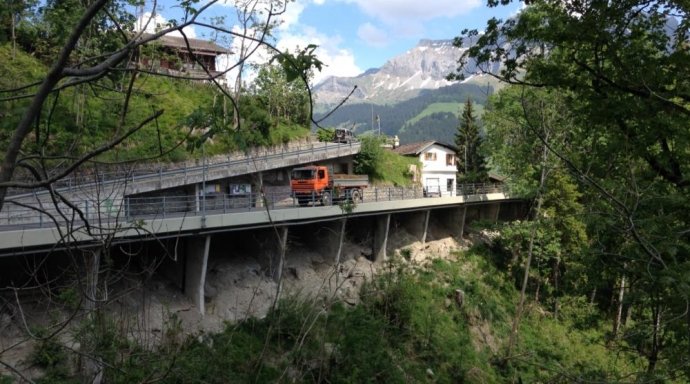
[455,98,488,183]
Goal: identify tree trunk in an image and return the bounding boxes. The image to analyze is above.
[11,10,16,58]
[613,274,626,337]
[506,139,548,360]
[553,257,560,318]
[83,248,104,384]
[647,304,661,374]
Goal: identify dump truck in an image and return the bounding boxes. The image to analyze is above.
[290,165,369,206]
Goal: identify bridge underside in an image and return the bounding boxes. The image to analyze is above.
[0,200,528,316]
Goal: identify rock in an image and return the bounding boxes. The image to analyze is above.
[455,289,465,308]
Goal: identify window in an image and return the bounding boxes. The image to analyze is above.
[446,154,455,166]
[318,169,326,179]
[424,152,437,161]
[447,179,454,192]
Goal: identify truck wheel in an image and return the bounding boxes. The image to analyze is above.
[351,189,362,202]
[321,191,332,206]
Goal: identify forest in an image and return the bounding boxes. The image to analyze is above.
[314,82,491,143]
[1,0,690,383]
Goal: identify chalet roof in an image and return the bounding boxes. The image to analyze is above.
[392,141,457,155]
[142,33,231,55]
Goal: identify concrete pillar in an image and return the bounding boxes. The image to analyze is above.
[272,227,289,281]
[459,206,467,239]
[400,211,431,244]
[373,214,391,262]
[421,210,430,244]
[185,235,211,315]
[314,220,346,263]
[480,202,501,222]
[441,207,465,239]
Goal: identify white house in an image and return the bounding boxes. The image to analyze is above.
[392,141,458,196]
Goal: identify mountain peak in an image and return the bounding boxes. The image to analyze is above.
[313,36,501,105]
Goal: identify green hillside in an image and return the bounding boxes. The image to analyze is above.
[394,102,486,144]
[0,44,310,166]
[314,82,492,144]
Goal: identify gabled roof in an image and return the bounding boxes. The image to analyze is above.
[141,33,231,55]
[392,141,457,156]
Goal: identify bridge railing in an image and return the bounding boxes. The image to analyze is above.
[0,183,508,230]
[6,139,361,197]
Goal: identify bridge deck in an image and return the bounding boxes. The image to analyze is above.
[0,185,512,255]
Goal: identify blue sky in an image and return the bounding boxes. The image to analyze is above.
[142,0,522,83]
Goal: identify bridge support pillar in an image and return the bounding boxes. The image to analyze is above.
[481,202,501,222]
[441,206,466,239]
[185,235,211,315]
[271,227,289,282]
[373,214,391,262]
[421,210,430,244]
[401,210,431,244]
[459,206,467,239]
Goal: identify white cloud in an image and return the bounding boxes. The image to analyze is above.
[213,1,361,84]
[277,1,306,30]
[135,12,197,39]
[346,0,481,24]
[276,27,362,84]
[357,22,389,47]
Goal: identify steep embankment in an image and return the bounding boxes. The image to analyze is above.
[2,220,647,383]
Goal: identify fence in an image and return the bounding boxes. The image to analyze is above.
[0,183,507,230]
[7,139,361,198]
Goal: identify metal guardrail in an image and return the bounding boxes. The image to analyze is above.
[0,183,507,230]
[7,139,361,197]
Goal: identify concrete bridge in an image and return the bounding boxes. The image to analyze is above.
[0,139,527,316]
[0,185,526,314]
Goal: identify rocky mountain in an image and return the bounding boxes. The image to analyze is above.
[314,38,501,106]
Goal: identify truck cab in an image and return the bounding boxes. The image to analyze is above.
[291,166,329,197]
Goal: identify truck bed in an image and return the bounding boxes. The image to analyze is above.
[331,174,369,188]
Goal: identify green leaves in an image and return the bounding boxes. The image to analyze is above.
[456,98,489,183]
[271,44,324,83]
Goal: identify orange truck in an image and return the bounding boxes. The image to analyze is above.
[290,165,369,206]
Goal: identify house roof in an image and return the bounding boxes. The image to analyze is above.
[392,141,457,155]
[142,33,232,55]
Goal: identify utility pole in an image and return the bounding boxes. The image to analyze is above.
[371,103,374,132]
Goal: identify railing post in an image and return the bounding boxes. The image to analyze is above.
[163,196,166,218]
[375,187,378,202]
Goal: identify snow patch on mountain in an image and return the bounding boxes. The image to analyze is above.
[313,38,475,105]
